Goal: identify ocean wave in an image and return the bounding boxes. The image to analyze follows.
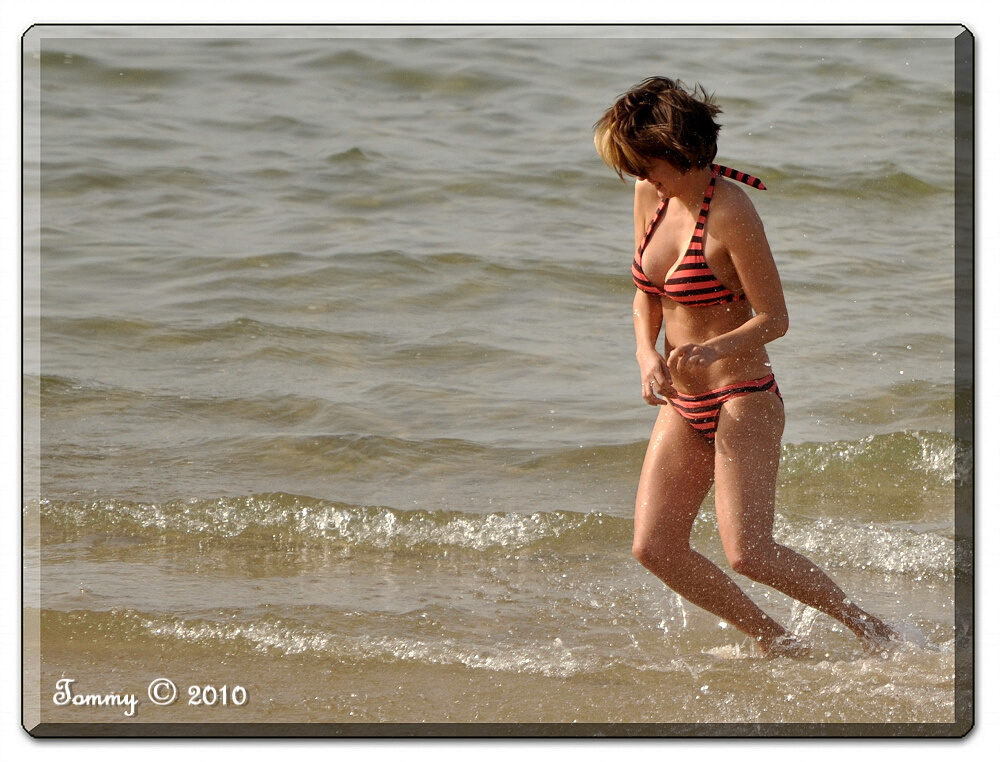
[145,614,602,677]
[774,514,955,577]
[36,608,621,679]
[300,46,520,96]
[41,162,226,198]
[38,49,185,87]
[776,431,957,523]
[781,430,955,484]
[37,493,629,553]
[36,485,955,579]
[39,315,371,352]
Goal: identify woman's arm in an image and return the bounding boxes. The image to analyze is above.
[634,289,673,404]
[633,180,673,403]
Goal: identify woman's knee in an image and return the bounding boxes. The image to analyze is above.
[727,544,778,581]
[632,534,690,577]
[631,537,657,569]
[727,552,760,579]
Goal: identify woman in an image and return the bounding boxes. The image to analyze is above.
[594,77,896,656]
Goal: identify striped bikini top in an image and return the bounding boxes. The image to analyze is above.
[632,164,767,306]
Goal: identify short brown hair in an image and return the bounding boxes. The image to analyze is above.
[594,77,722,180]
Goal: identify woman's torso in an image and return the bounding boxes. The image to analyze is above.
[635,176,774,394]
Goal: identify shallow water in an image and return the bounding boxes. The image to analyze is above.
[23,24,966,732]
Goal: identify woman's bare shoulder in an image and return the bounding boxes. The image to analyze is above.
[712,177,763,228]
[711,177,770,258]
[714,175,756,207]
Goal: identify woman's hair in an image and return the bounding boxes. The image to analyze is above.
[594,77,722,180]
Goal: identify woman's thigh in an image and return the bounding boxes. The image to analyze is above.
[633,403,716,553]
[713,390,785,563]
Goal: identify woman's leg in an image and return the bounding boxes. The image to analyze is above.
[713,391,896,651]
[632,403,793,651]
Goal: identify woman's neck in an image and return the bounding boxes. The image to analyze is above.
[673,164,713,209]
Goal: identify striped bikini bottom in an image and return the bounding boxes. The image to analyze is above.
[667,373,782,443]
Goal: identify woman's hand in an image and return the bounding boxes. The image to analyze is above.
[667,343,721,374]
[637,347,674,405]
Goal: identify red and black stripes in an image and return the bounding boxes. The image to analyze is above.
[662,173,740,305]
[712,163,767,191]
[668,374,781,442]
[632,164,766,306]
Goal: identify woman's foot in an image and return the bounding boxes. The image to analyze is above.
[759,632,811,659]
[851,615,899,655]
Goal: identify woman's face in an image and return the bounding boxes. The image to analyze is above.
[638,158,687,198]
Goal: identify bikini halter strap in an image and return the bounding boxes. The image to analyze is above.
[710,163,767,191]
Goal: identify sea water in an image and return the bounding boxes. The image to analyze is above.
[23,25,966,731]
